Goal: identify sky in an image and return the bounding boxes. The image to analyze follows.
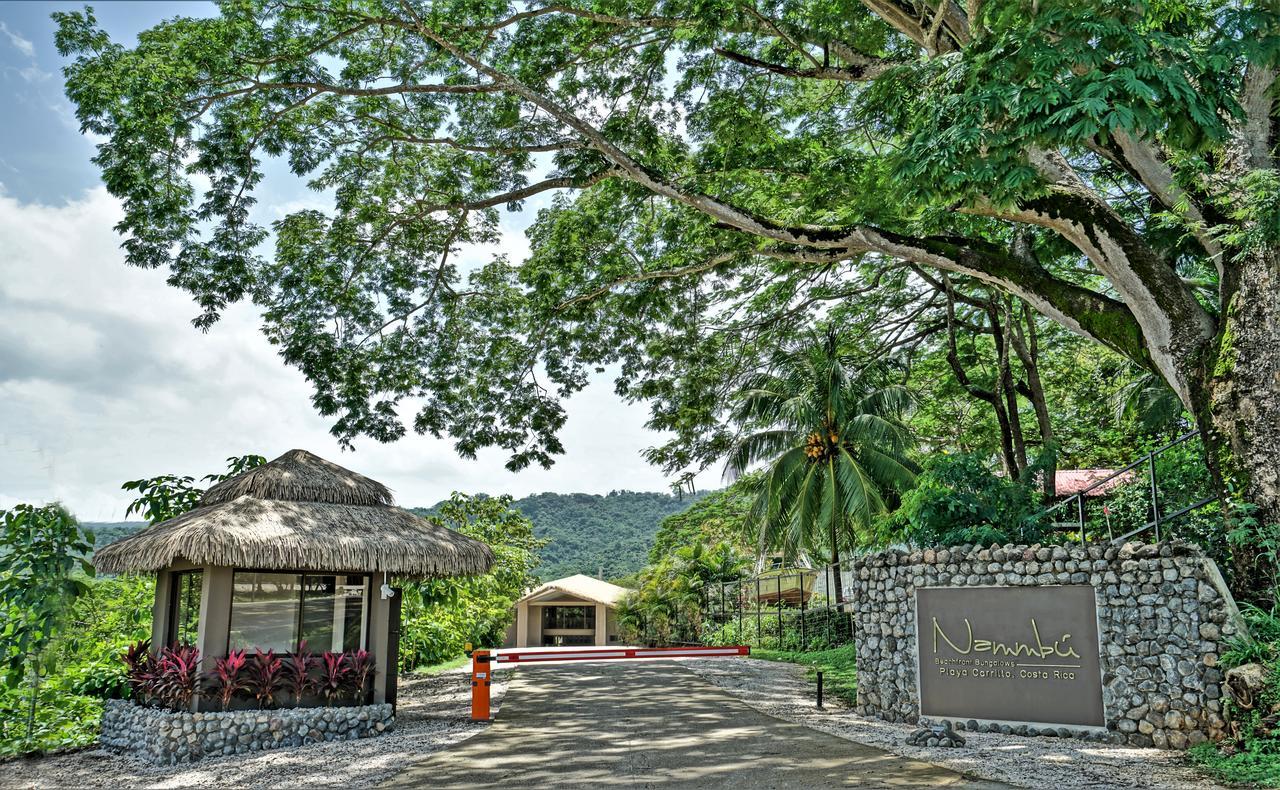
[0,2,718,520]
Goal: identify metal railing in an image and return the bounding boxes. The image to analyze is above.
[1037,430,1218,545]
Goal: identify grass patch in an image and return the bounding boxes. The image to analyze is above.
[1190,742,1280,788]
[413,654,470,675]
[751,644,857,705]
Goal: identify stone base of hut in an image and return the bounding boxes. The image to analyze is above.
[100,699,395,764]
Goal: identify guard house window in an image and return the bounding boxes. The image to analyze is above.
[168,570,202,645]
[542,605,595,631]
[229,571,369,653]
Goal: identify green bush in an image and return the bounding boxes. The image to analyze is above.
[884,453,1046,547]
[1192,594,1280,786]
[0,685,102,759]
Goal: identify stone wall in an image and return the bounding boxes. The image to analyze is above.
[100,699,395,764]
[853,541,1240,749]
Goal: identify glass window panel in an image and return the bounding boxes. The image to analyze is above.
[542,605,595,630]
[230,572,301,653]
[300,574,369,652]
[170,571,202,646]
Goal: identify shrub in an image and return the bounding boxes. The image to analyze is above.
[347,649,375,703]
[886,453,1046,547]
[152,644,201,711]
[206,649,249,711]
[283,642,318,705]
[121,639,155,704]
[317,651,350,706]
[243,649,286,709]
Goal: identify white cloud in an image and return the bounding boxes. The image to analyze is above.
[0,22,35,59]
[0,188,716,521]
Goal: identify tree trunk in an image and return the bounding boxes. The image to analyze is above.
[1010,302,1057,496]
[829,521,844,606]
[1197,244,1280,602]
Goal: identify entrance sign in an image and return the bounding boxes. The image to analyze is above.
[915,585,1104,727]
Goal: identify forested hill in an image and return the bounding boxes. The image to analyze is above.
[86,490,704,581]
[417,490,706,581]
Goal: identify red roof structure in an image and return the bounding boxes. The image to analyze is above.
[1054,468,1135,497]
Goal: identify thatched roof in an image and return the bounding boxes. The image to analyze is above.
[94,450,493,577]
[201,449,392,506]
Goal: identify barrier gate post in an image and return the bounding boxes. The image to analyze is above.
[470,649,492,721]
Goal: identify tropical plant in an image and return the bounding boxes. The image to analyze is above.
[243,649,286,709]
[725,334,917,597]
[151,644,201,711]
[283,641,318,705]
[317,652,351,706]
[206,649,249,711]
[347,649,375,703]
[120,639,155,705]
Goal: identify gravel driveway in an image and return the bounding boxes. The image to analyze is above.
[3,667,510,789]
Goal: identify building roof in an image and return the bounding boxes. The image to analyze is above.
[516,574,630,607]
[93,450,493,577]
[1055,468,1135,497]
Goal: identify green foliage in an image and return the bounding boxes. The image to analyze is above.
[617,541,750,647]
[0,686,102,759]
[398,494,544,668]
[122,454,267,525]
[55,0,1278,501]
[0,503,96,755]
[1195,590,1280,786]
[648,477,758,563]
[1189,740,1280,788]
[884,453,1046,547]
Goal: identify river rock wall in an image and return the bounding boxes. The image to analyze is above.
[100,699,395,764]
[852,541,1239,749]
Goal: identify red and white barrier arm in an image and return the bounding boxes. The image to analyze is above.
[493,645,751,664]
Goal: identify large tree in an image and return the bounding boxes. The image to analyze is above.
[56,2,1279,529]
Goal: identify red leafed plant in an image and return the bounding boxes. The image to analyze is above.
[244,648,286,709]
[284,641,319,704]
[152,644,201,711]
[346,649,375,704]
[121,638,156,704]
[205,649,249,711]
[317,651,351,706]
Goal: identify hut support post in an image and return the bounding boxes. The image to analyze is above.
[369,571,393,704]
[194,565,233,712]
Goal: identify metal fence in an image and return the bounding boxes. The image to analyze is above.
[1039,430,1218,545]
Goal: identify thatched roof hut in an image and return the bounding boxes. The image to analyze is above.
[94,449,493,576]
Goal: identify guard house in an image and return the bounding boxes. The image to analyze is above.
[504,574,627,647]
[93,449,493,710]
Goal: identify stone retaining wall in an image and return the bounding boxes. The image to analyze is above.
[100,699,395,764]
[853,541,1240,749]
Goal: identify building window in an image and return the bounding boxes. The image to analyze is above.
[542,605,595,631]
[229,571,368,653]
[169,570,202,645]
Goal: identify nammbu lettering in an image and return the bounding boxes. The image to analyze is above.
[931,617,1081,660]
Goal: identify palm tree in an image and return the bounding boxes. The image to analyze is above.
[725,333,917,602]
